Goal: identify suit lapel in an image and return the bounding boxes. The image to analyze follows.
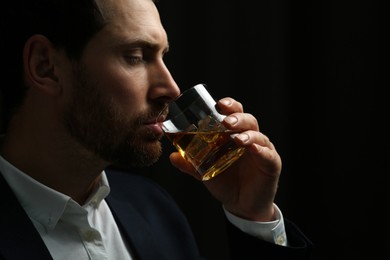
[0,174,53,259]
[0,170,167,260]
[106,196,165,260]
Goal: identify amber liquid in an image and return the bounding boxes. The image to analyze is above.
[165,131,246,181]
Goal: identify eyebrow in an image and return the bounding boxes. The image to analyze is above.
[118,39,170,54]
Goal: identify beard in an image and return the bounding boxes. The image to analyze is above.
[63,63,164,168]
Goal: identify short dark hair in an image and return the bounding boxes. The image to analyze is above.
[0,0,106,130]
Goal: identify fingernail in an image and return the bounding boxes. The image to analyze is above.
[219,99,231,106]
[237,133,249,143]
[224,116,238,125]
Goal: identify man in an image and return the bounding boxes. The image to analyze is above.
[0,0,312,259]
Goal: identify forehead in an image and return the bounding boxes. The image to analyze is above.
[96,0,156,20]
[93,0,167,49]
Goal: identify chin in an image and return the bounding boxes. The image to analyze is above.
[116,140,163,168]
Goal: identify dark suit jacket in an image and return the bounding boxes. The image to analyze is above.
[0,167,312,260]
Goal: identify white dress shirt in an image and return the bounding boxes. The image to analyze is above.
[0,155,287,259]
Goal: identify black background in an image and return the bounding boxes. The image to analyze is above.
[145,1,382,259]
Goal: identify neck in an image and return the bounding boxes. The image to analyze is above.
[0,121,109,205]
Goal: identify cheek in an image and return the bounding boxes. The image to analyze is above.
[86,56,149,113]
[98,73,148,117]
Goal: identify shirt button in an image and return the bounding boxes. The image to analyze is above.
[276,235,285,245]
[83,230,98,241]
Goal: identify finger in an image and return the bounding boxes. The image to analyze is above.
[235,132,282,176]
[223,113,260,132]
[217,98,243,114]
[234,130,275,150]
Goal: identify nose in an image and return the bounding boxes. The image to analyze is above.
[164,77,181,101]
[150,61,181,102]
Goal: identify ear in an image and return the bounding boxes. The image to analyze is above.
[23,34,61,96]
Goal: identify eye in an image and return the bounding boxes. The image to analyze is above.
[124,55,144,65]
[123,48,145,65]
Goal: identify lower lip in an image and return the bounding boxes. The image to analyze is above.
[145,123,164,136]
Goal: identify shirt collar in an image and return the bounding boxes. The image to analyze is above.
[0,155,110,231]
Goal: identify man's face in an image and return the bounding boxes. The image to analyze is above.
[62,0,180,168]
